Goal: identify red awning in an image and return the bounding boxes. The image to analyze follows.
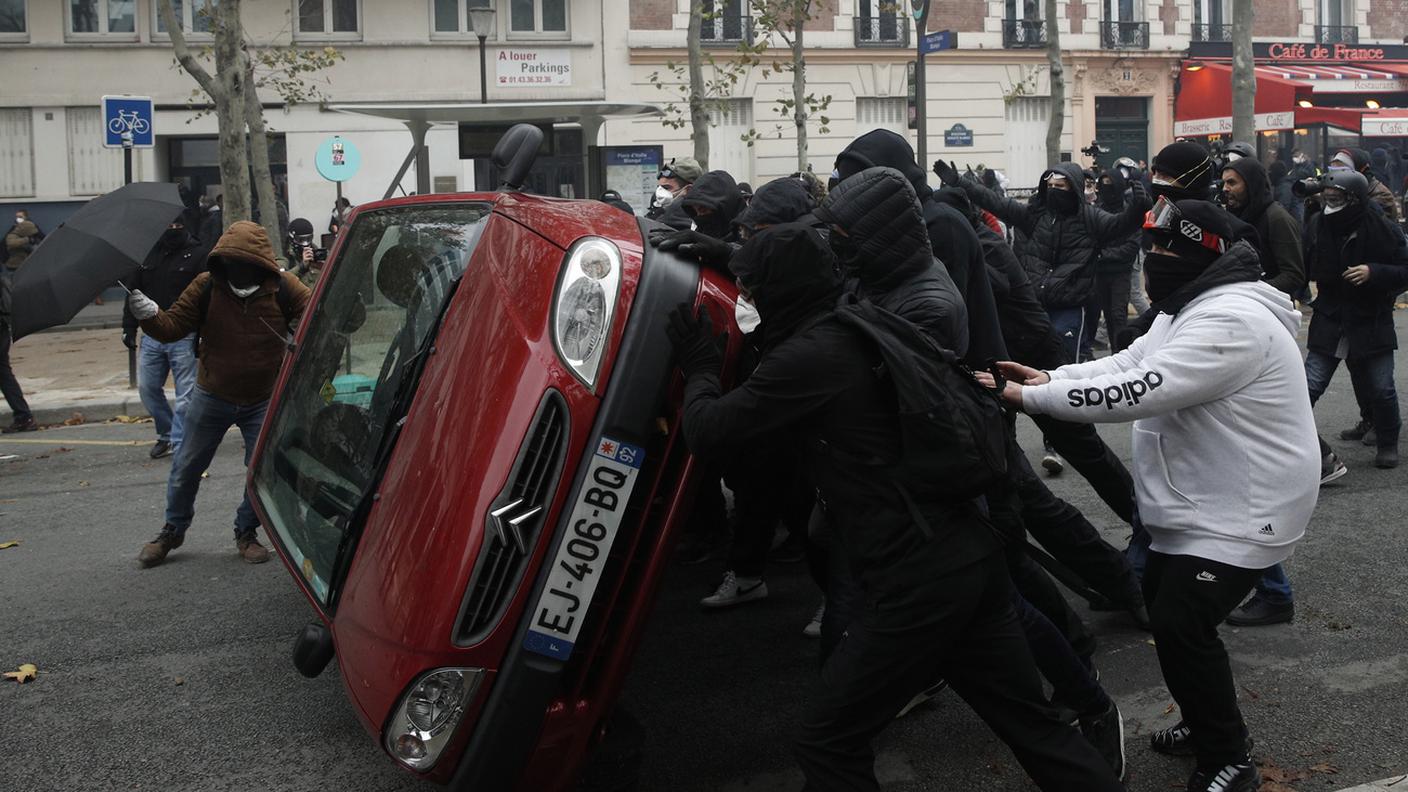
[1259,62,1408,94]
[1175,63,1308,137]
[1294,106,1367,132]
[1363,111,1408,137]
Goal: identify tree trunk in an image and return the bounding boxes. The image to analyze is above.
[244,52,283,260]
[213,0,250,225]
[1231,0,1256,143]
[686,1,710,168]
[1043,0,1064,168]
[792,4,807,173]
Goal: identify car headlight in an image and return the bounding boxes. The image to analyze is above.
[552,237,622,389]
[385,667,484,771]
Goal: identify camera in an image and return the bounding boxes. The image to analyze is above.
[1292,176,1325,198]
[1080,140,1110,159]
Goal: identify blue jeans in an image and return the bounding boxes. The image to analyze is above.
[1304,349,1400,447]
[138,333,197,447]
[1253,562,1294,604]
[1047,306,1086,365]
[164,387,268,539]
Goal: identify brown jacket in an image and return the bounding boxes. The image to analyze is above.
[141,221,311,405]
[1369,177,1400,222]
[4,220,39,270]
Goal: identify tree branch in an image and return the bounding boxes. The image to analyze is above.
[158,0,219,99]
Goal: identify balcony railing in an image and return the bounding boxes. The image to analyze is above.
[1315,24,1358,44]
[1191,22,1232,42]
[1002,18,1047,49]
[700,13,752,45]
[1101,20,1149,49]
[854,14,909,47]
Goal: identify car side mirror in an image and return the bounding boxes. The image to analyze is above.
[492,123,544,192]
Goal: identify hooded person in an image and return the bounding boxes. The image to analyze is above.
[126,220,312,568]
[647,169,745,268]
[1267,160,1303,223]
[1222,156,1305,295]
[985,199,1318,792]
[833,130,1007,364]
[122,220,209,459]
[733,176,818,238]
[936,157,1151,365]
[668,222,1125,792]
[1089,166,1141,353]
[1331,148,1399,219]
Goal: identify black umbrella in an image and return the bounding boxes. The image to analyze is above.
[9,182,187,340]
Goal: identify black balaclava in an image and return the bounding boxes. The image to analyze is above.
[728,222,842,350]
[1142,199,1236,304]
[1038,163,1086,216]
[1150,141,1215,203]
[681,170,743,239]
[160,225,190,250]
[1097,167,1127,208]
[211,257,268,292]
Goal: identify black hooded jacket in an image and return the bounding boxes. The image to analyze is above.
[815,167,969,356]
[1305,204,1408,358]
[1225,158,1305,295]
[122,230,210,335]
[1095,168,1141,277]
[733,177,816,231]
[958,161,1151,309]
[686,223,1001,621]
[833,130,1006,363]
[681,170,744,239]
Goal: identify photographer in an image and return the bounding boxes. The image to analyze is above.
[285,218,327,288]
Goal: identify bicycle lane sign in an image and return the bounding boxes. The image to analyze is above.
[102,95,154,148]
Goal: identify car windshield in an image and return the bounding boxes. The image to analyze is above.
[253,203,490,605]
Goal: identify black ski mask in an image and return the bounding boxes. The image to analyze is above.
[160,226,189,250]
[1046,188,1080,216]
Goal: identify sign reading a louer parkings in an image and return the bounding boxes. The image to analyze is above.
[497,48,572,87]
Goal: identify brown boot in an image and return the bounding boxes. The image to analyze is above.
[236,534,271,564]
[138,526,184,568]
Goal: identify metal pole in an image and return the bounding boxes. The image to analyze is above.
[124,131,136,389]
[479,35,488,104]
[913,4,930,172]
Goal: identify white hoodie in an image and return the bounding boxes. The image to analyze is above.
[1022,281,1320,570]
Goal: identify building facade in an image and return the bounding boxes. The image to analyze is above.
[1,0,1405,232]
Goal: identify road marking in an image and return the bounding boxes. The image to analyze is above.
[0,439,145,447]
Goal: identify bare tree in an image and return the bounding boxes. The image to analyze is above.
[159,0,250,226]
[749,0,832,173]
[1043,0,1064,167]
[244,52,281,250]
[1231,0,1256,143]
[686,2,711,168]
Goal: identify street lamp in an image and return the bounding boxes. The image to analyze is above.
[469,7,496,105]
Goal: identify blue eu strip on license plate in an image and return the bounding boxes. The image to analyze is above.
[524,437,644,661]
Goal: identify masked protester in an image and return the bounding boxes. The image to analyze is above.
[985,199,1318,792]
[126,221,311,568]
[1222,157,1305,295]
[121,221,208,459]
[670,222,1125,792]
[647,170,744,269]
[1086,167,1141,358]
[285,217,325,288]
[1330,148,1399,219]
[645,157,702,229]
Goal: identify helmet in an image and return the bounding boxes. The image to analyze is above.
[1224,142,1256,162]
[1321,169,1369,204]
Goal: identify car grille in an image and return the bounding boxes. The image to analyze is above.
[455,392,568,644]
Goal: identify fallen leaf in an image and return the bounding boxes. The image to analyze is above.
[1309,763,1339,775]
[0,541,18,549]
[1145,638,1157,646]
[174,677,185,686]
[3,663,37,684]
[200,472,210,479]
[1163,702,1177,715]
[77,481,90,487]
[0,499,16,504]
[62,413,85,426]
[1241,685,1260,700]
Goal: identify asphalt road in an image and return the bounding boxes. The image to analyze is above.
[3,322,1407,792]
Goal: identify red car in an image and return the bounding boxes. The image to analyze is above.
[248,128,740,790]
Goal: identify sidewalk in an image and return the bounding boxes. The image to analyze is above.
[4,325,162,426]
[1337,777,1408,791]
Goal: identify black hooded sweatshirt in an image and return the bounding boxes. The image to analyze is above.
[1225,157,1305,295]
[681,170,744,240]
[815,167,969,356]
[833,130,1006,364]
[1305,198,1408,358]
[122,229,209,336]
[733,177,816,231]
[958,161,1151,310]
[1095,168,1140,278]
[683,223,1000,622]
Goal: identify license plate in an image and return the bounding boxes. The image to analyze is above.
[523,436,644,661]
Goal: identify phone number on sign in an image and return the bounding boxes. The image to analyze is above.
[498,75,564,85]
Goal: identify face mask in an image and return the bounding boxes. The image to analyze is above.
[734,295,761,334]
[1293,156,1306,165]
[654,185,675,208]
[1098,183,1122,202]
[1047,188,1080,215]
[1143,250,1208,304]
[160,228,187,249]
[14,216,23,225]
[1226,152,1244,162]
[1322,202,1346,215]
[229,283,260,298]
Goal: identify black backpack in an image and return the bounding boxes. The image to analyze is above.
[831,299,1009,512]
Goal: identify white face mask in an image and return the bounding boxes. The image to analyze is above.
[654,185,676,208]
[1152,176,1174,187]
[1226,152,1244,162]
[1322,202,1347,215]
[1293,155,1307,165]
[734,295,761,334]
[229,283,260,298]
[15,216,24,225]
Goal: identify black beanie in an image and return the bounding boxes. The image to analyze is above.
[1152,141,1215,197]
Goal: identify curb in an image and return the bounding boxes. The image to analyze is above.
[17,399,151,428]
[1335,777,1408,791]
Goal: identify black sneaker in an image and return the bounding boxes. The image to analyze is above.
[1375,447,1399,469]
[1361,427,1379,446]
[1339,419,1373,441]
[1187,761,1259,792]
[150,440,173,459]
[2,417,37,434]
[1226,597,1294,627]
[1079,702,1126,781]
[1150,721,1195,756]
[768,532,807,564]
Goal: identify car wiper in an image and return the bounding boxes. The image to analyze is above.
[325,277,463,610]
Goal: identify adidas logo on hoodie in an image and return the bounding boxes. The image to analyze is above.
[1066,371,1165,410]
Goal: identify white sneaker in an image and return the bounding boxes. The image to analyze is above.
[895,679,949,719]
[1041,448,1065,476]
[700,570,768,609]
[802,601,825,638]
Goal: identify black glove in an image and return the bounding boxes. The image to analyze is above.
[933,159,960,187]
[652,229,732,268]
[665,303,723,378]
[122,330,137,350]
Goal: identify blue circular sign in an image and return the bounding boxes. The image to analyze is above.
[315,136,361,182]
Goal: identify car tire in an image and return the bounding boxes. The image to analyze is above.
[575,706,644,792]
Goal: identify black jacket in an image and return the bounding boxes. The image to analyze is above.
[833,131,1006,363]
[1095,169,1141,277]
[1306,208,1408,358]
[123,231,209,335]
[689,224,1000,622]
[681,170,745,239]
[734,177,815,230]
[1226,158,1305,295]
[816,167,969,356]
[958,161,1151,309]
